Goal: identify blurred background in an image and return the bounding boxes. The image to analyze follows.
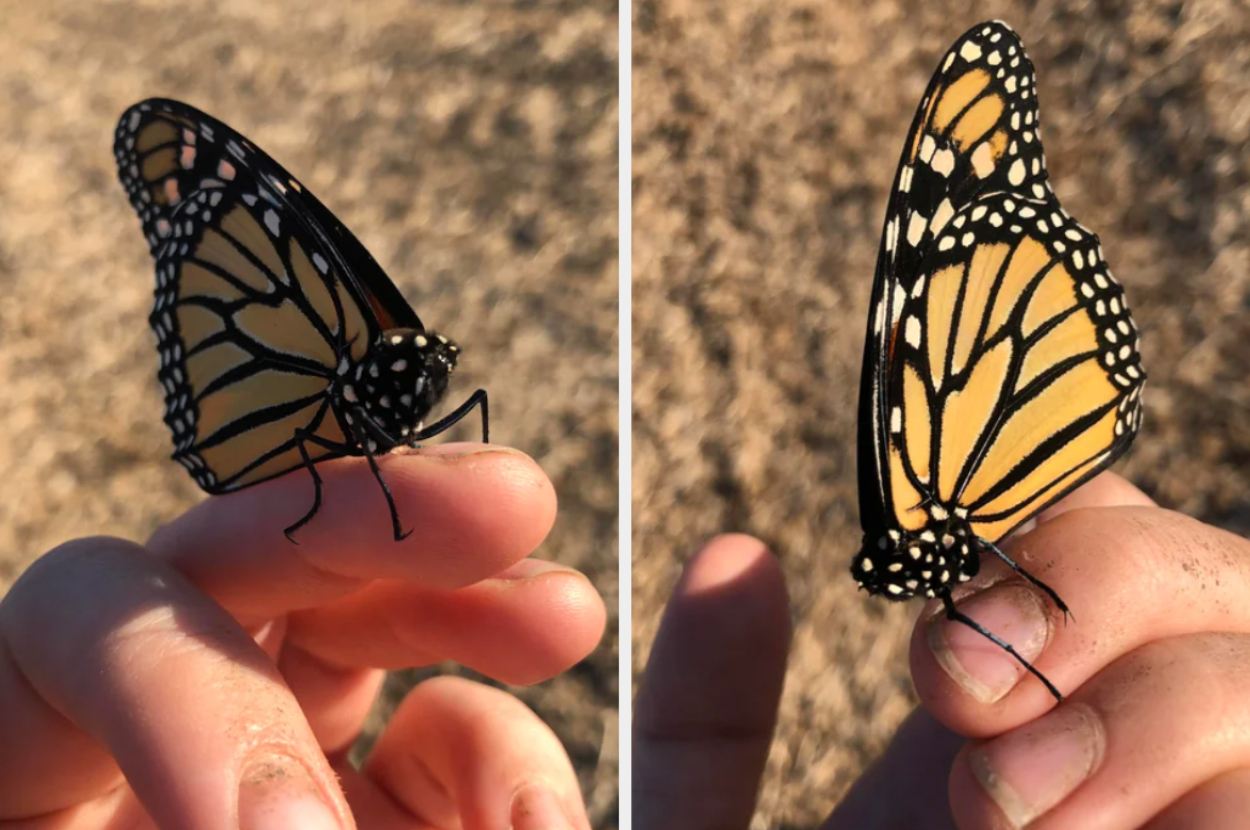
[0,0,618,826]
[634,0,1249,825]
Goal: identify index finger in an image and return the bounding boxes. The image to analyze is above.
[149,444,557,623]
[912,472,1249,733]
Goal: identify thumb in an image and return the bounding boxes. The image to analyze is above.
[634,534,791,830]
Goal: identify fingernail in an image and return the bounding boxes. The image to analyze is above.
[928,585,1051,702]
[238,754,342,830]
[511,783,574,830]
[413,442,525,460]
[970,704,1104,827]
[493,559,582,581]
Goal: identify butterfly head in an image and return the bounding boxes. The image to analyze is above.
[851,522,979,601]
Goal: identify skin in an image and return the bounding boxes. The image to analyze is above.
[0,443,606,830]
[635,472,1250,829]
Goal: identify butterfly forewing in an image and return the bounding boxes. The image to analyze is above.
[116,104,236,254]
[116,100,422,334]
[859,21,1144,546]
[861,22,1053,532]
[881,21,1051,285]
[116,99,390,492]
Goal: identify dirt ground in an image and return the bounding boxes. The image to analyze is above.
[633,0,1250,825]
[0,1,618,826]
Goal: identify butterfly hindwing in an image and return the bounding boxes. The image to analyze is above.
[156,182,384,492]
[883,192,1144,541]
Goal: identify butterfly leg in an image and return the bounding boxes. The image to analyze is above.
[283,428,326,544]
[361,443,411,542]
[347,407,412,542]
[942,594,1063,701]
[410,388,489,444]
[979,538,1073,624]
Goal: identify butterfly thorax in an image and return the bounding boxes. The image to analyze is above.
[852,521,979,601]
[333,328,460,451]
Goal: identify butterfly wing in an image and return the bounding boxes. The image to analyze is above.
[115,99,404,492]
[115,99,422,332]
[881,193,1144,542]
[859,22,1145,542]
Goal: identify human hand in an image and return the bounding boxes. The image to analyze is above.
[0,444,606,830]
[636,472,1250,828]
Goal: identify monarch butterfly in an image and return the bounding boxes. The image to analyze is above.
[114,99,488,542]
[851,22,1145,700]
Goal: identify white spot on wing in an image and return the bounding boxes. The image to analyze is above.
[904,316,921,348]
[931,148,955,177]
[931,198,954,236]
[919,135,937,163]
[899,165,915,193]
[1008,158,1025,185]
[907,213,928,247]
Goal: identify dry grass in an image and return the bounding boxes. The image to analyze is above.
[633,0,1250,824]
[0,1,618,826]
